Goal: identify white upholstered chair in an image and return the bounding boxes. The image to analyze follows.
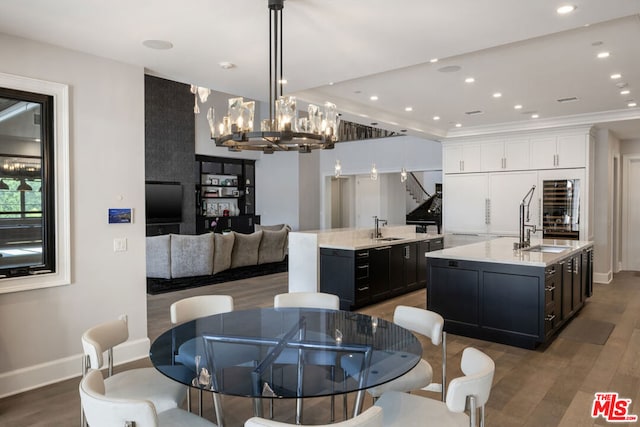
[273,292,340,310]
[80,315,186,426]
[79,369,217,427]
[170,295,234,426]
[365,305,447,401]
[272,291,341,423]
[375,347,495,427]
[244,405,383,427]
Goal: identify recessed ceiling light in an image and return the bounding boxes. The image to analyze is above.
[597,51,610,59]
[455,123,462,128]
[430,58,439,63]
[370,95,378,101]
[610,73,622,80]
[405,107,413,112]
[465,77,475,83]
[493,92,502,98]
[514,104,523,110]
[620,90,631,95]
[433,116,440,121]
[531,114,540,119]
[557,5,576,15]
[328,82,334,86]
[142,39,173,50]
[628,102,637,107]
[219,61,235,69]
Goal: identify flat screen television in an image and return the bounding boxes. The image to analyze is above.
[145,181,183,224]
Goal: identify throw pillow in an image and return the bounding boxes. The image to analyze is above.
[258,228,288,264]
[231,230,263,268]
[146,235,171,279]
[170,233,214,278]
[213,232,235,274]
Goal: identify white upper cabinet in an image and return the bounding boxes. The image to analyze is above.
[530,134,586,169]
[444,144,481,173]
[481,138,530,172]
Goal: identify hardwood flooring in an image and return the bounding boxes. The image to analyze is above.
[1,271,639,426]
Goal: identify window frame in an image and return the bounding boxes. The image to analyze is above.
[0,72,70,293]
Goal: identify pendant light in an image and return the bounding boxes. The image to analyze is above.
[370,163,378,181]
[17,179,32,191]
[0,179,9,190]
[334,160,342,178]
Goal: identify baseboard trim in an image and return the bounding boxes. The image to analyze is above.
[0,337,150,399]
[594,271,613,284]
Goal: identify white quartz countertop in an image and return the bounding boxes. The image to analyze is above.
[425,237,593,267]
[320,233,443,250]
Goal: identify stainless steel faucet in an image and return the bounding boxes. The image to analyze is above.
[373,216,387,238]
[514,186,537,250]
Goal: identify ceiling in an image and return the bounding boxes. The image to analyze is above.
[0,0,639,141]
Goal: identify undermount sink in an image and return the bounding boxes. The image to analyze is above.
[523,245,572,253]
[376,237,405,241]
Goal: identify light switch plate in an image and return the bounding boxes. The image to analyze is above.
[113,237,127,252]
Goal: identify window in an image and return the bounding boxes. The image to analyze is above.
[0,72,69,293]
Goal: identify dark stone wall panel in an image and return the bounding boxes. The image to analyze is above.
[144,75,196,234]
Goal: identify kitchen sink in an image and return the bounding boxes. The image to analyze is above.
[376,237,405,241]
[523,245,572,253]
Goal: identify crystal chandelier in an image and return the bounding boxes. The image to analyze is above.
[209,0,339,153]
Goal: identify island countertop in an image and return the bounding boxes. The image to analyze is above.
[318,231,443,250]
[426,236,593,267]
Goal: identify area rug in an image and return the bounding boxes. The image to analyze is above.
[559,317,615,345]
[147,257,288,295]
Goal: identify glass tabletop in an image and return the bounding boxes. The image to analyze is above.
[150,307,422,400]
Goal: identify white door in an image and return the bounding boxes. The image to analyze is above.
[623,155,640,271]
[443,174,489,234]
[488,172,538,236]
[355,175,380,229]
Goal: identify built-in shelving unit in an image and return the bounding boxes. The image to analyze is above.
[195,155,259,234]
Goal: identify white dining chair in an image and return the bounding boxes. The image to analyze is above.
[79,368,218,427]
[80,315,186,426]
[365,305,447,401]
[272,291,341,423]
[170,294,234,426]
[374,347,495,427]
[274,292,340,310]
[244,405,383,427]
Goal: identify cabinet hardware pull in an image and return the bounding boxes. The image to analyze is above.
[545,286,556,291]
[357,265,368,269]
[375,246,392,250]
[545,314,556,321]
[356,252,369,258]
[357,286,369,291]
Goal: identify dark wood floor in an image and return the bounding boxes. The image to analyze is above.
[1,271,639,426]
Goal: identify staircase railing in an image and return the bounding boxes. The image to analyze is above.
[406,172,431,203]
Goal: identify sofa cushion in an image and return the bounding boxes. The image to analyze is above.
[170,233,214,278]
[258,228,289,264]
[213,232,235,274]
[255,223,289,231]
[146,235,172,279]
[231,230,263,268]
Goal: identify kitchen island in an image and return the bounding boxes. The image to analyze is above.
[426,237,593,349]
[288,225,443,310]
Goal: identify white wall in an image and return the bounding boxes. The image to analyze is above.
[255,151,301,229]
[0,34,148,397]
[593,128,620,283]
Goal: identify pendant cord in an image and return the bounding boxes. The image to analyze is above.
[269,9,273,124]
[280,9,283,98]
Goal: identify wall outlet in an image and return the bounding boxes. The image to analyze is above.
[113,237,127,252]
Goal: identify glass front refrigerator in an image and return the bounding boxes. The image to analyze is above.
[542,179,580,240]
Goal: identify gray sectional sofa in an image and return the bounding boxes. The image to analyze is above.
[146,224,289,279]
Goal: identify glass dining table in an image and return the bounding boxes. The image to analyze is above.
[149,307,422,425]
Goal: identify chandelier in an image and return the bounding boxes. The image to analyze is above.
[205,0,339,153]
